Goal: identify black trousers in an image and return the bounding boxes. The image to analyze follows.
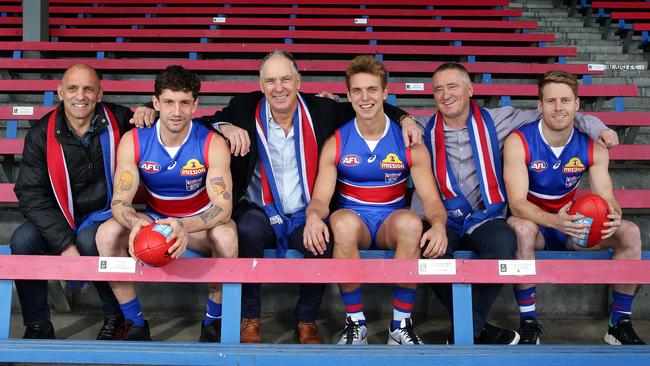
[10,220,121,326]
[234,202,333,322]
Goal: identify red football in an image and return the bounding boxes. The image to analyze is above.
[568,193,610,248]
[133,223,176,267]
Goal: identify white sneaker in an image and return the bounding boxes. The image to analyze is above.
[337,316,368,345]
[387,318,424,345]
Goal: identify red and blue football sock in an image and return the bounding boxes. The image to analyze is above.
[392,286,416,331]
[610,291,633,326]
[514,286,538,322]
[120,298,145,327]
[340,287,366,325]
[203,299,222,326]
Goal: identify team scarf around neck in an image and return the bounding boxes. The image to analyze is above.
[255,93,318,257]
[47,103,120,233]
[424,100,506,235]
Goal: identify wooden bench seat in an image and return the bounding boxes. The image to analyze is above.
[0,59,600,77]
[0,183,646,209]
[47,28,551,45]
[48,17,539,32]
[46,6,523,18]
[46,4,522,18]
[0,41,577,61]
[1,79,632,98]
[48,0,509,6]
[1,248,650,364]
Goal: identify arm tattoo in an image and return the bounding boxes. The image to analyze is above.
[111,199,133,208]
[115,171,134,194]
[175,219,184,228]
[209,176,231,200]
[199,205,224,225]
[121,212,138,229]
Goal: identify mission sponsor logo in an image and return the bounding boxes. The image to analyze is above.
[380,153,405,170]
[180,159,206,176]
[340,154,362,167]
[529,160,548,172]
[562,157,585,174]
[139,161,160,174]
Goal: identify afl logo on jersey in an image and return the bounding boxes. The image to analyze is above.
[562,157,585,174]
[181,159,206,176]
[380,153,405,170]
[340,154,361,167]
[139,161,160,174]
[529,160,548,172]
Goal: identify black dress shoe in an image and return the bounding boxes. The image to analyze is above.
[97,315,125,340]
[114,319,152,341]
[23,320,55,339]
[199,320,221,342]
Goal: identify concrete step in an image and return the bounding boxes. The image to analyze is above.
[570,53,647,62]
[522,8,577,19]
[548,32,608,41]
[575,45,624,54]
[537,20,589,27]
[509,2,557,10]
[8,312,650,346]
[553,39,623,47]
[604,97,650,110]
[605,69,650,77]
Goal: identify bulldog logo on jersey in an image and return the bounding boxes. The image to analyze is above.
[340,154,362,167]
[562,157,585,174]
[139,161,160,174]
[180,159,206,176]
[529,160,548,172]
[380,153,405,170]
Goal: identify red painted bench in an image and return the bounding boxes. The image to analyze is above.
[47,28,550,45]
[45,6,522,18]
[0,41,578,60]
[0,58,601,76]
[47,0,509,6]
[49,18,539,31]
[0,79,636,98]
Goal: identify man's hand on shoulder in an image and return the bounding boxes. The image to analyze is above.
[315,91,340,101]
[219,123,251,157]
[129,106,157,128]
[597,129,619,149]
[399,115,423,149]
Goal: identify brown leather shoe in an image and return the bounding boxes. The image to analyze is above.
[240,317,261,343]
[295,321,324,344]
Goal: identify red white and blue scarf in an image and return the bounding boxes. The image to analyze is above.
[47,103,120,232]
[255,93,318,257]
[424,100,506,235]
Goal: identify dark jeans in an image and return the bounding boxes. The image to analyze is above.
[430,219,517,337]
[234,202,333,322]
[10,220,121,326]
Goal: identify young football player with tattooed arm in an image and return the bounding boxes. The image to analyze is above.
[96,65,237,342]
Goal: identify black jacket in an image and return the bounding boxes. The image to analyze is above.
[195,91,407,204]
[14,102,133,254]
